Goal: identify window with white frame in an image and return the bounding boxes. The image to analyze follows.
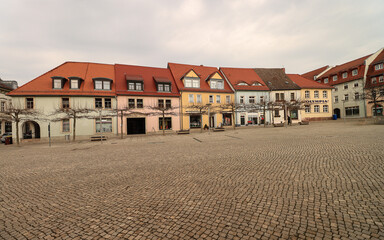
[216,95,221,103]
[240,96,244,104]
[344,84,348,90]
[137,99,143,108]
[249,96,255,104]
[1,101,5,112]
[53,79,62,89]
[333,75,338,81]
[372,77,377,84]
[184,77,200,88]
[95,98,103,108]
[305,91,310,98]
[127,81,143,91]
[334,96,338,103]
[104,98,112,109]
[314,105,320,113]
[226,95,230,104]
[62,119,70,132]
[324,78,329,84]
[323,91,327,98]
[95,80,103,90]
[323,105,328,113]
[354,82,359,88]
[305,105,310,113]
[379,76,384,83]
[352,69,358,76]
[290,93,295,101]
[210,80,224,89]
[209,95,214,103]
[96,118,112,133]
[354,92,360,100]
[342,72,348,79]
[189,94,194,103]
[314,91,319,98]
[260,96,264,103]
[62,98,70,109]
[374,63,383,70]
[26,98,34,109]
[345,106,359,116]
[344,94,349,101]
[128,99,135,108]
[157,83,171,92]
[196,94,202,103]
[70,79,79,89]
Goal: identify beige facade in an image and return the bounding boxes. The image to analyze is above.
[300,89,333,120]
[11,96,117,142]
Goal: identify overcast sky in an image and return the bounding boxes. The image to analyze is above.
[1,0,384,86]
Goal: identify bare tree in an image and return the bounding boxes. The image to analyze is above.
[113,106,150,139]
[218,102,245,130]
[363,85,384,118]
[0,103,40,145]
[184,103,211,132]
[283,99,305,127]
[147,102,179,135]
[51,106,95,141]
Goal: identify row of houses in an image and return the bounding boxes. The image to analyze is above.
[303,48,384,118]
[1,47,383,142]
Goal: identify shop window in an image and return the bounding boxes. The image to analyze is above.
[159,117,172,130]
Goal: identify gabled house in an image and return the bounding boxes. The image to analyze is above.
[301,66,330,81]
[7,62,117,141]
[365,48,384,117]
[254,68,302,124]
[314,55,372,118]
[220,67,270,126]
[288,74,333,121]
[114,64,180,134]
[168,63,234,130]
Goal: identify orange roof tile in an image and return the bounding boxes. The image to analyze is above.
[287,74,332,89]
[168,63,233,93]
[317,55,371,86]
[8,62,115,96]
[114,64,180,97]
[219,67,270,91]
[301,66,329,80]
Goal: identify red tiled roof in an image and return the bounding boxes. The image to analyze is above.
[287,74,333,89]
[317,55,371,86]
[366,50,384,88]
[168,63,233,93]
[115,64,180,97]
[301,66,329,80]
[219,67,270,91]
[8,62,115,96]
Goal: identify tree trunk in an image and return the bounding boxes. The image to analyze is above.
[232,106,236,130]
[120,110,123,139]
[263,103,266,128]
[284,104,288,128]
[162,110,165,136]
[200,110,203,133]
[73,112,76,141]
[16,118,20,146]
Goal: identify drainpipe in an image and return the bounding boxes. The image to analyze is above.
[115,96,118,136]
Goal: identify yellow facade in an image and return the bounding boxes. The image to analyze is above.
[180,92,234,130]
[300,88,333,120]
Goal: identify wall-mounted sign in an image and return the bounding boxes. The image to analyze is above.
[305,100,329,103]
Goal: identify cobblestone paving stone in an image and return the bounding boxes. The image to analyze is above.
[1,121,384,239]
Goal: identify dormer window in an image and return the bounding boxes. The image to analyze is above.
[333,75,338,81]
[237,82,249,86]
[154,77,172,92]
[252,82,262,86]
[68,77,83,89]
[51,76,66,89]
[374,63,383,70]
[352,69,358,76]
[93,78,113,90]
[126,75,144,91]
[184,77,200,88]
[342,72,348,79]
[210,80,224,89]
[324,78,329,83]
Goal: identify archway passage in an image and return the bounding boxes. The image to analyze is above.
[22,121,40,139]
[334,108,341,118]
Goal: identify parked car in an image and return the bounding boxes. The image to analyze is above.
[1,132,12,143]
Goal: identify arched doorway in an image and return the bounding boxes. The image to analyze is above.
[334,108,341,118]
[22,121,41,139]
[372,104,383,116]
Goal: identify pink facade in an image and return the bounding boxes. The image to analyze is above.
[116,96,180,134]
[115,64,181,135]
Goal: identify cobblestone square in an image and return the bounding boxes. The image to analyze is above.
[1,121,384,239]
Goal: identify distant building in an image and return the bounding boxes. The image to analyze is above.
[0,79,16,134]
